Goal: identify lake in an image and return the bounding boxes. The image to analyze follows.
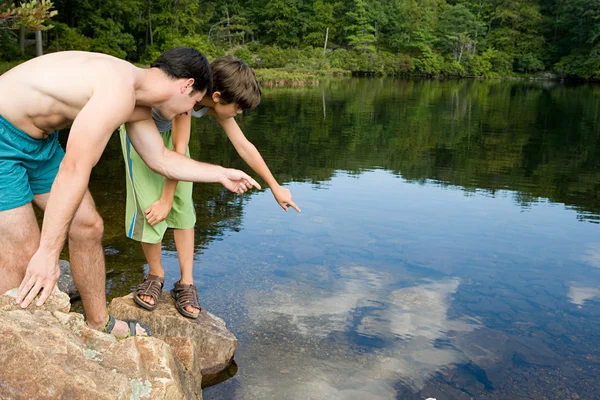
[85,78,600,399]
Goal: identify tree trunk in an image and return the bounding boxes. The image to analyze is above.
[19,27,25,54]
[35,30,43,57]
[147,0,153,47]
[323,27,329,55]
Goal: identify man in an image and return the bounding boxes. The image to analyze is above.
[0,47,260,338]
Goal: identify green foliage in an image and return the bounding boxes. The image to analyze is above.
[47,21,91,52]
[465,54,492,77]
[344,0,376,52]
[413,45,445,75]
[1,0,599,79]
[0,29,20,60]
[233,47,253,64]
[10,0,58,31]
[482,48,513,74]
[518,53,545,73]
[555,53,600,79]
[443,60,466,76]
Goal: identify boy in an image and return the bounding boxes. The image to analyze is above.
[120,56,300,318]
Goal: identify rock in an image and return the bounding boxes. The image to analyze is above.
[1,286,70,313]
[0,290,201,400]
[58,259,79,299]
[110,292,238,386]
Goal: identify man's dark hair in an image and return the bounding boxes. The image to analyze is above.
[151,47,212,95]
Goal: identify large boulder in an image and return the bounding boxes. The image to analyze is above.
[0,287,70,313]
[110,292,238,387]
[0,289,207,400]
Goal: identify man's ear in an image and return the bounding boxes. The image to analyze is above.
[211,91,222,103]
[182,78,195,94]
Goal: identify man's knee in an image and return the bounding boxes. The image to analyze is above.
[69,210,104,243]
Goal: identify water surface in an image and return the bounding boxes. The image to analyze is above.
[86,78,600,399]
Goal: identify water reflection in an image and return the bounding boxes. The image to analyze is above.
[238,272,479,398]
[78,78,600,399]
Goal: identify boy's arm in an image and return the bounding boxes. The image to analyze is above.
[213,113,300,212]
[144,112,192,226]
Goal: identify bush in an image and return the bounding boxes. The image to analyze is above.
[483,48,512,74]
[465,54,492,77]
[413,46,444,75]
[47,22,91,53]
[555,53,600,79]
[233,47,253,64]
[518,53,545,73]
[442,60,465,76]
[254,46,287,68]
[0,30,21,61]
[144,34,221,64]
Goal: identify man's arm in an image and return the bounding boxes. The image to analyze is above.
[125,118,260,192]
[144,112,192,226]
[16,86,135,307]
[213,113,301,212]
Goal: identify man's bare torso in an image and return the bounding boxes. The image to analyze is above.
[0,51,145,139]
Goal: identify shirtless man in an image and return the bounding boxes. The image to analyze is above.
[0,47,260,338]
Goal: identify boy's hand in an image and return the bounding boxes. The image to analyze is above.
[145,199,173,226]
[220,169,261,194]
[272,186,301,212]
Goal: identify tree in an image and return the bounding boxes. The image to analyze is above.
[10,0,57,56]
[436,4,483,63]
[487,0,546,69]
[345,0,376,52]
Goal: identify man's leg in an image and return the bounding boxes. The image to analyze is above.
[139,241,165,306]
[173,227,199,314]
[0,204,40,295]
[33,191,147,337]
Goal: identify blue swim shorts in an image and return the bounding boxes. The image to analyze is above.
[0,114,65,211]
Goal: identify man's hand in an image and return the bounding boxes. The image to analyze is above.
[220,169,261,194]
[16,249,60,308]
[145,199,173,226]
[272,185,301,212]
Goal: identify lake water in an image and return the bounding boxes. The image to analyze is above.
[86,78,600,399]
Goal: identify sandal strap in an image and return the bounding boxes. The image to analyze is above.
[102,315,116,334]
[173,282,201,309]
[136,274,164,302]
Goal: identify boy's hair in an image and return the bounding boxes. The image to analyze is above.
[151,47,213,95]
[210,56,261,110]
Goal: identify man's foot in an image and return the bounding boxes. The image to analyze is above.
[171,281,201,319]
[133,274,164,310]
[90,315,152,339]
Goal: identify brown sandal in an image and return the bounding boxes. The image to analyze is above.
[133,274,164,311]
[170,281,201,319]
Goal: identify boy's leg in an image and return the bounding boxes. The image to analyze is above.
[173,227,199,315]
[33,192,148,337]
[139,241,165,306]
[0,204,41,295]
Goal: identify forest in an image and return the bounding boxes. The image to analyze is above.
[0,0,599,79]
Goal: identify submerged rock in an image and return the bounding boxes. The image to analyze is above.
[58,259,78,299]
[110,292,238,387]
[0,288,238,399]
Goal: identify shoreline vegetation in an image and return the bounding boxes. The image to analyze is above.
[1,58,595,88]
[1,60,594,88]
[1,1,599,85]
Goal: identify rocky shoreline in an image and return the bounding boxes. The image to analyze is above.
[0,285,238,399]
